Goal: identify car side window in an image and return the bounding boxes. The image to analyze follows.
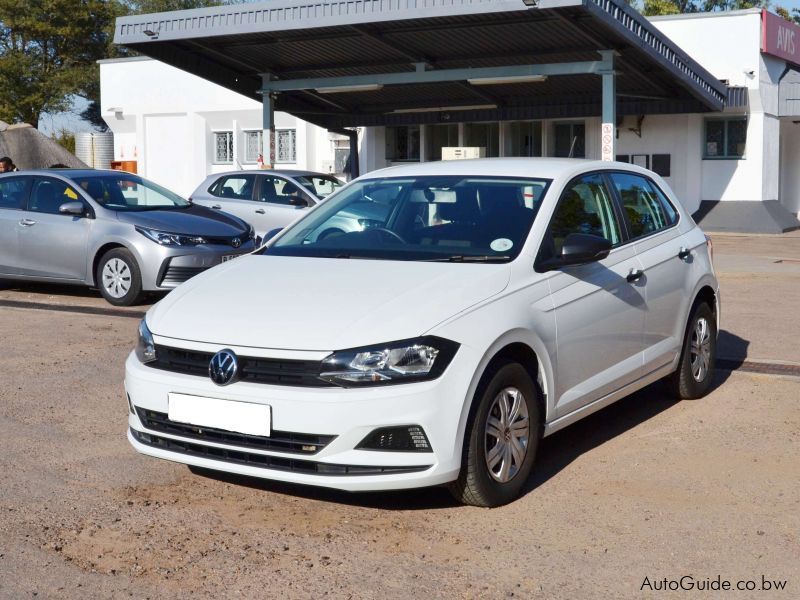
[540,173,621,261]
[209,175,256,200]
[259,176,305,206]
[28,178,82,216]
[0,176,32,210]
[609,173,678,238]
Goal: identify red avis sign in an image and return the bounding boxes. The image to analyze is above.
[762,9,800,65]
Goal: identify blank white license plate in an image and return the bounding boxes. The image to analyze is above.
[168,393,271,437]
[221,254,238,262]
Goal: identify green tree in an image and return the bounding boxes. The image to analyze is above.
[0,0,122,126]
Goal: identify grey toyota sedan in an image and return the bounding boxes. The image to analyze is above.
[0,169,255,305]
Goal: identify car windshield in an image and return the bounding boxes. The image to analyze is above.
[264,175,551,262]
[294,174,343,199]
[72,174,190,211]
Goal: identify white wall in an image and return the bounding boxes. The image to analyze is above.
[780,119,800,214]
[100,57,337,196]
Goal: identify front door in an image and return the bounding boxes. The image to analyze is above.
[541,173,646,417]
[255,175,314,233]
[17,178,91,281]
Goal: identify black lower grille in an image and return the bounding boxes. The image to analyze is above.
[136,407,334,455]
[150,345,332,387]
[131,429,431,476]
[159,266,208,286]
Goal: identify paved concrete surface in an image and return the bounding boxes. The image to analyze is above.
[0,233,798,599]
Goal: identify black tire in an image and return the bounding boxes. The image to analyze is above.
[95,248,144,306]
[449,361,541,507]
[668,302,716,399]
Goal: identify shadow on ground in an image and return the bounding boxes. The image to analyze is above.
[189,364,734,511]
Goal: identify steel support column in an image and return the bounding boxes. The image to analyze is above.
[599,50,617,162]
[262,74,276,168]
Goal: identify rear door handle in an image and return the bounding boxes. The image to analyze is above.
[255,209,266,214]
[19,218,36,227]
[211,204,221,209]
[678,247,691,260]
[627,268,643,283]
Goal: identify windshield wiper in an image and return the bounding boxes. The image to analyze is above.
[425,255,511,263]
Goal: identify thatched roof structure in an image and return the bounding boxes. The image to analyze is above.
[0,121,88,169]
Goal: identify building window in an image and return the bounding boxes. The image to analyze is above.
[704,117,747,159]
[427,124,459,161]
[243,131,262,163]
[276,129,296,163]
[386,126,420,162]
[508,121,543,157]
[553,122,585,158]
[214,131,234,164]
[465,122,500,157]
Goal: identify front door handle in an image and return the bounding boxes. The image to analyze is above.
[19,218,36,227]
[211,204,221,209]
[255,209,266,214]
[678,246,691,260]
[627,268,643,283]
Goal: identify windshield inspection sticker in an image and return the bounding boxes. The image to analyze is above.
[490,238,513,252]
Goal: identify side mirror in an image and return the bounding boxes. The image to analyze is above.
[288,196,310,208]
[263,228,283,243]
[539,233,612,271]
[59,201,85,216]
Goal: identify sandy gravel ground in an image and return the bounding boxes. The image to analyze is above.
[1,233,799,599]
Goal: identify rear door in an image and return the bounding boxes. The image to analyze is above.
[16,177,92,281]
[607,172,686,372]
[541,172,646,417]
[0,176,32,275]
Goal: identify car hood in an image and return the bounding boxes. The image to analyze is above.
[147,255,511,351]
[115,204,248,236]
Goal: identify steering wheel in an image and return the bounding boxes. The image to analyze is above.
[371,227,407,244]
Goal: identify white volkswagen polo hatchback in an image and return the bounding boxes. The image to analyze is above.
[126,159,719,507]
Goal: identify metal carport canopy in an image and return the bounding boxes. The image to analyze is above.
[114,0,726,130]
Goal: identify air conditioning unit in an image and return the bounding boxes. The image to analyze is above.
[442,147,486,160]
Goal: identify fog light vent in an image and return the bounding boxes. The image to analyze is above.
[356,426,432,453]
[127,394,135,415]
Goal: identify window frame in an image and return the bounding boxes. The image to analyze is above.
[0,175,33,211]
[27,176,92,217]
[274,128,297,164]
[604,170,681,244]
[208,174,257,201]
[534,170,628,272]
[703,116,747,160]
[213,130,234,165]
[242,130,263,164]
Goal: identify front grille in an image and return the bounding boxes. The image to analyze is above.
[149,345,332,387]
[131,429,431,476]
[205,235,249,247]
[136,407,335,455]
[159,266,208,286]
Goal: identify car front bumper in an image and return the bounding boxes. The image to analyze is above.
[124,345,477,492]
[137,242,256,291]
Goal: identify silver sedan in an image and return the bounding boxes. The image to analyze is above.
[0,169,255,305]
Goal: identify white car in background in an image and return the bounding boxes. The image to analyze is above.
[190,170,344,236]
[127,158,719,507]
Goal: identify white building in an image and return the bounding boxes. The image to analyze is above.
[104,6,800,232]
[100,56,344,197]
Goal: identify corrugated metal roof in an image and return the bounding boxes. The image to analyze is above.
[114,0,727,128]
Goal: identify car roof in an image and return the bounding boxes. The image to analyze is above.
[361,157,656,182]
[208,169,335,178]
[2,168,135,179]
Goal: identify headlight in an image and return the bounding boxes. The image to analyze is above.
[136,226,206,246]
[319,336,459,387]
[135,319,157,364]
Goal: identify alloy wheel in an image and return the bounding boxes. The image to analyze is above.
[690,316,712,382]
[484,387,530,483]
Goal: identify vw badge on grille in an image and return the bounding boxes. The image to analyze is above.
[231,237,242,248]
[209,349,238,386]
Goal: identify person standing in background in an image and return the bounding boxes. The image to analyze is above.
[0,157,18,172]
